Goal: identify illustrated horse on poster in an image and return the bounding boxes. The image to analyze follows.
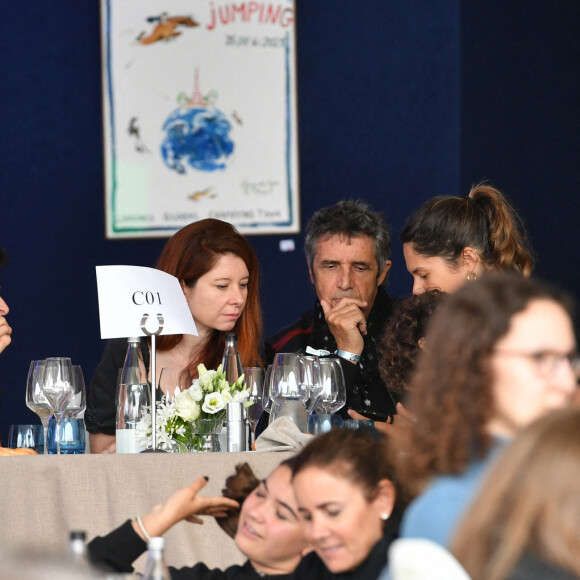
[137,13,199,45]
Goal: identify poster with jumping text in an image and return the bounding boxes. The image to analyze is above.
[101,0,299,237]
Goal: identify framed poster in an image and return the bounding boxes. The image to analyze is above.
[101,1,299,238]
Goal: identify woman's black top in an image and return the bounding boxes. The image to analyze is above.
[88,520,292,580]
[89,518,397,580]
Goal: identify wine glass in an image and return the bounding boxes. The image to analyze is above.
[42,357,74,454]
[302,355,322,414]
[314,357,347,415]
[244,367,265,439]
[269,353,304,399]
[64,365,87,419]
[269,353,308,432]
[25,359,51,454]
[262,364,273,413]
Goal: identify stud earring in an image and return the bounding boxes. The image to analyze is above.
[381,513,390,521]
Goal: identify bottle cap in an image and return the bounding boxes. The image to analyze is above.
[148,536,165,550]
[227,402,245,421]
[127,337,141,343]
[69,530,86,541]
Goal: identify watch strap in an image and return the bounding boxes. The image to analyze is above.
[334,349,361,363]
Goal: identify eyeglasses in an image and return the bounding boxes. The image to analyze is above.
[494,349,580,380]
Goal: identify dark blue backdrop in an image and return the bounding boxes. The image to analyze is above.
[0,1,578,444]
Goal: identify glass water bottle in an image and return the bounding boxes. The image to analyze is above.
[116,337,150,453]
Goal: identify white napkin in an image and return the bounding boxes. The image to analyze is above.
[255,416,313,451]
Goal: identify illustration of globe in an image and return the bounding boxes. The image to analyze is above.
[161,106,234,173]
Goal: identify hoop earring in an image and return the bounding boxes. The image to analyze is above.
[466,272,477,282]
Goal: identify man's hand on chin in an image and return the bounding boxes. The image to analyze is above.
[320,297,367,356]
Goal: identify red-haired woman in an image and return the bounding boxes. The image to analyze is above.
[86,219,263,453]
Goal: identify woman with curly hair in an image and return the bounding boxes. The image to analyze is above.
[349,291,444,435]
[452,408,580,580]
[401,184,533,294]
[378,290,444,399]
[397,272,578,548]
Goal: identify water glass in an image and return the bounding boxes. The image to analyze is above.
[343,419,375,431]
[308,413,343,435]
[47,418,86,454]
[8,424,45,453]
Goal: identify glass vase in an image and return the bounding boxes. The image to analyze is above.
[189,417,223,452]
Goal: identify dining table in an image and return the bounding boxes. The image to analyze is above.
[0,451,294,574]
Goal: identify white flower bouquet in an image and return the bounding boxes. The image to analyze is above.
[136,363,252,452]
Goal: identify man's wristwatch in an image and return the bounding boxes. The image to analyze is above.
[334,349,361,364]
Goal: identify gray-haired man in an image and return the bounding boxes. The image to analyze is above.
[265,200,401,421]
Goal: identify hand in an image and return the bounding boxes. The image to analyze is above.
[391,402,415,425]
[0,315,12,355]
[137,477,240,539]
[89,433,116,454]
[348,403,415,442]
[320,297,367,355]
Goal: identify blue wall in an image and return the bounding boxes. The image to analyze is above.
[1,1,577,443]
[460,0,580,296]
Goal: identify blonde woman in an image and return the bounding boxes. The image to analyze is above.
[453,407,580,580]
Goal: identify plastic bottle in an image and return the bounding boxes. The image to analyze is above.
[116,337,150,454]
[142,537,171,580]
[67,530,87,566]
[221,333,243,383]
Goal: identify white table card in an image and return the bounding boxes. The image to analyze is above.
[96,265,197,339]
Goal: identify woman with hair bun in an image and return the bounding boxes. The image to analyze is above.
[401,184,533,294]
